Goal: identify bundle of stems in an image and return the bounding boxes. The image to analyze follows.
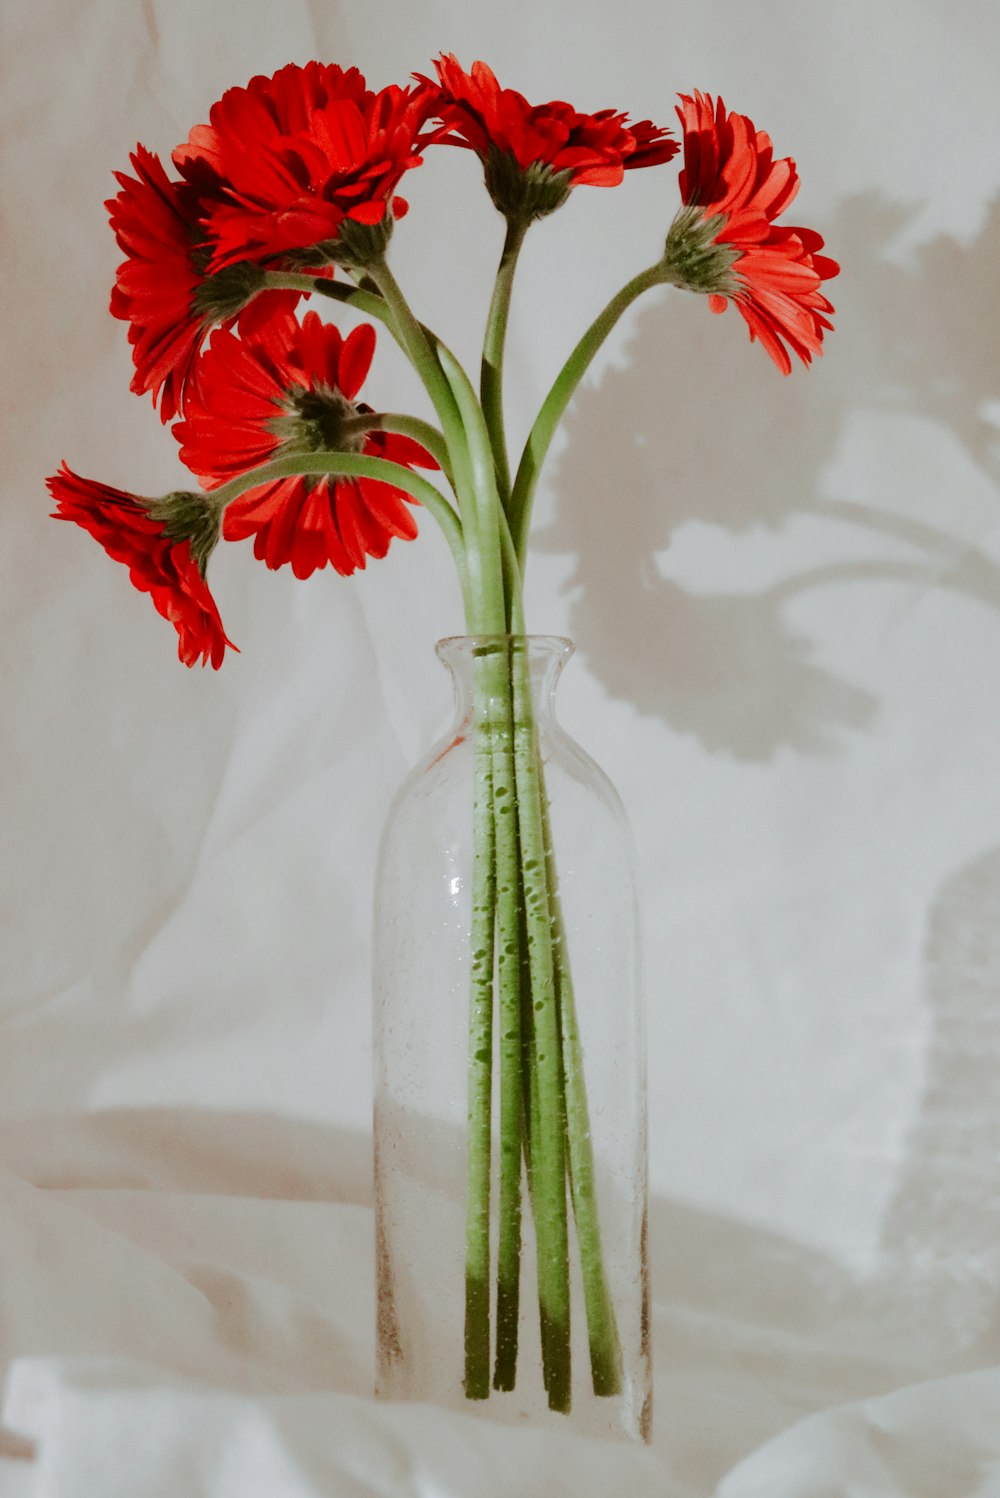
[205,223,664,1410]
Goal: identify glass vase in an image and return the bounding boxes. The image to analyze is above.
[373,635,650,1441]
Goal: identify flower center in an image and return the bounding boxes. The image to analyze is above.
[269,385,369,458]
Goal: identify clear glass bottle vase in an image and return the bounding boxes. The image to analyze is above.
[373,636,650,1441]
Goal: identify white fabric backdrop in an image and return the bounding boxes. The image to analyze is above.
[4,1,1000,1493]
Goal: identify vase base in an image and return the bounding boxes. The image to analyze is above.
[374,1371,651,1445]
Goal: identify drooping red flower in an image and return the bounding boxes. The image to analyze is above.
[173,310,437,579]
[422,55,676,219]
[107,145,321,423]
[47,464,235,668]
[668,91,839,374]
[173,63,436,271]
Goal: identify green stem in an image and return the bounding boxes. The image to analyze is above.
[539,779,623,1396]
[487,523,531,1393]
[502,629,623,1398]
[508,264,665,569]
[443,343,519,1390]
[364,260,466,463]
[465,721,497,1399]
[345,271,503,1399]
[263,271,458,458]
[301,262,513,1401]
[261,270,389,326]
[509,647,571,1412]
[264,273,469,534]
[262,271,463,487]
[490,647,523,1392]
[209,451,471,618]
[497,507,526,635]
[358,260,493,635]
[481,218,528,504]
[267,260,625,1407]
[436,344,508,635]
[367,413,455,489]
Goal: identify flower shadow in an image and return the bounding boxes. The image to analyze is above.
[532,190,1000,760]
[872,843,1000,1364]
[653,840,1000,1488]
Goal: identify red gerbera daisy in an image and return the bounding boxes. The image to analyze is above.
[173,310,437,579]
[47,464,235,668]
[107,145,318,423]
[663,92,839,374]
[423,55,677,220]
[173,63,436,272]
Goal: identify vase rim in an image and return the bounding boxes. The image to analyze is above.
[435,634,575,672]
[436,633,574,649]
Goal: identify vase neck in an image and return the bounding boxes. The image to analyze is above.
[436,635,573,728]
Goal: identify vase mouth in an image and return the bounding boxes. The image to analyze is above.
[436,633,574,657]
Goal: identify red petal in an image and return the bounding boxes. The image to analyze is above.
[339,323,376,400]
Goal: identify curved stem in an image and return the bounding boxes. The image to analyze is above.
[264,271,449,427]
[358,259,494,635]
[367,413,455,489]
[508,264,665,569]
[209,451,470,613]
[261,270,389,326]
[256,279,457,493]
[481,218,528,504]
[365,260,466,454]
[437,343,508,635]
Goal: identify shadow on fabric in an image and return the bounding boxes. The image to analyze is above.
[534,191,1000,760]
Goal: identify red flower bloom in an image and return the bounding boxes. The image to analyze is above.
[423,55,676,217]
[173,310,437,579]
[669,92,839,374]
[47,464,235,668]
[173,63,436,271]
[107,146,318,422]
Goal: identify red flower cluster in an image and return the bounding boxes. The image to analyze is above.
[673,91,838,373]
[54,60,839,669]
[174,311,436,579]
[48,465,234,668]
[109,63,431,426]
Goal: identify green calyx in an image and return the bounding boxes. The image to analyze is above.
[483,148,572,225]
[289,213,396,274]
[660,206,742,297]
[191,260,268,323]
[146,490,222,577]
[268,386,371,472]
